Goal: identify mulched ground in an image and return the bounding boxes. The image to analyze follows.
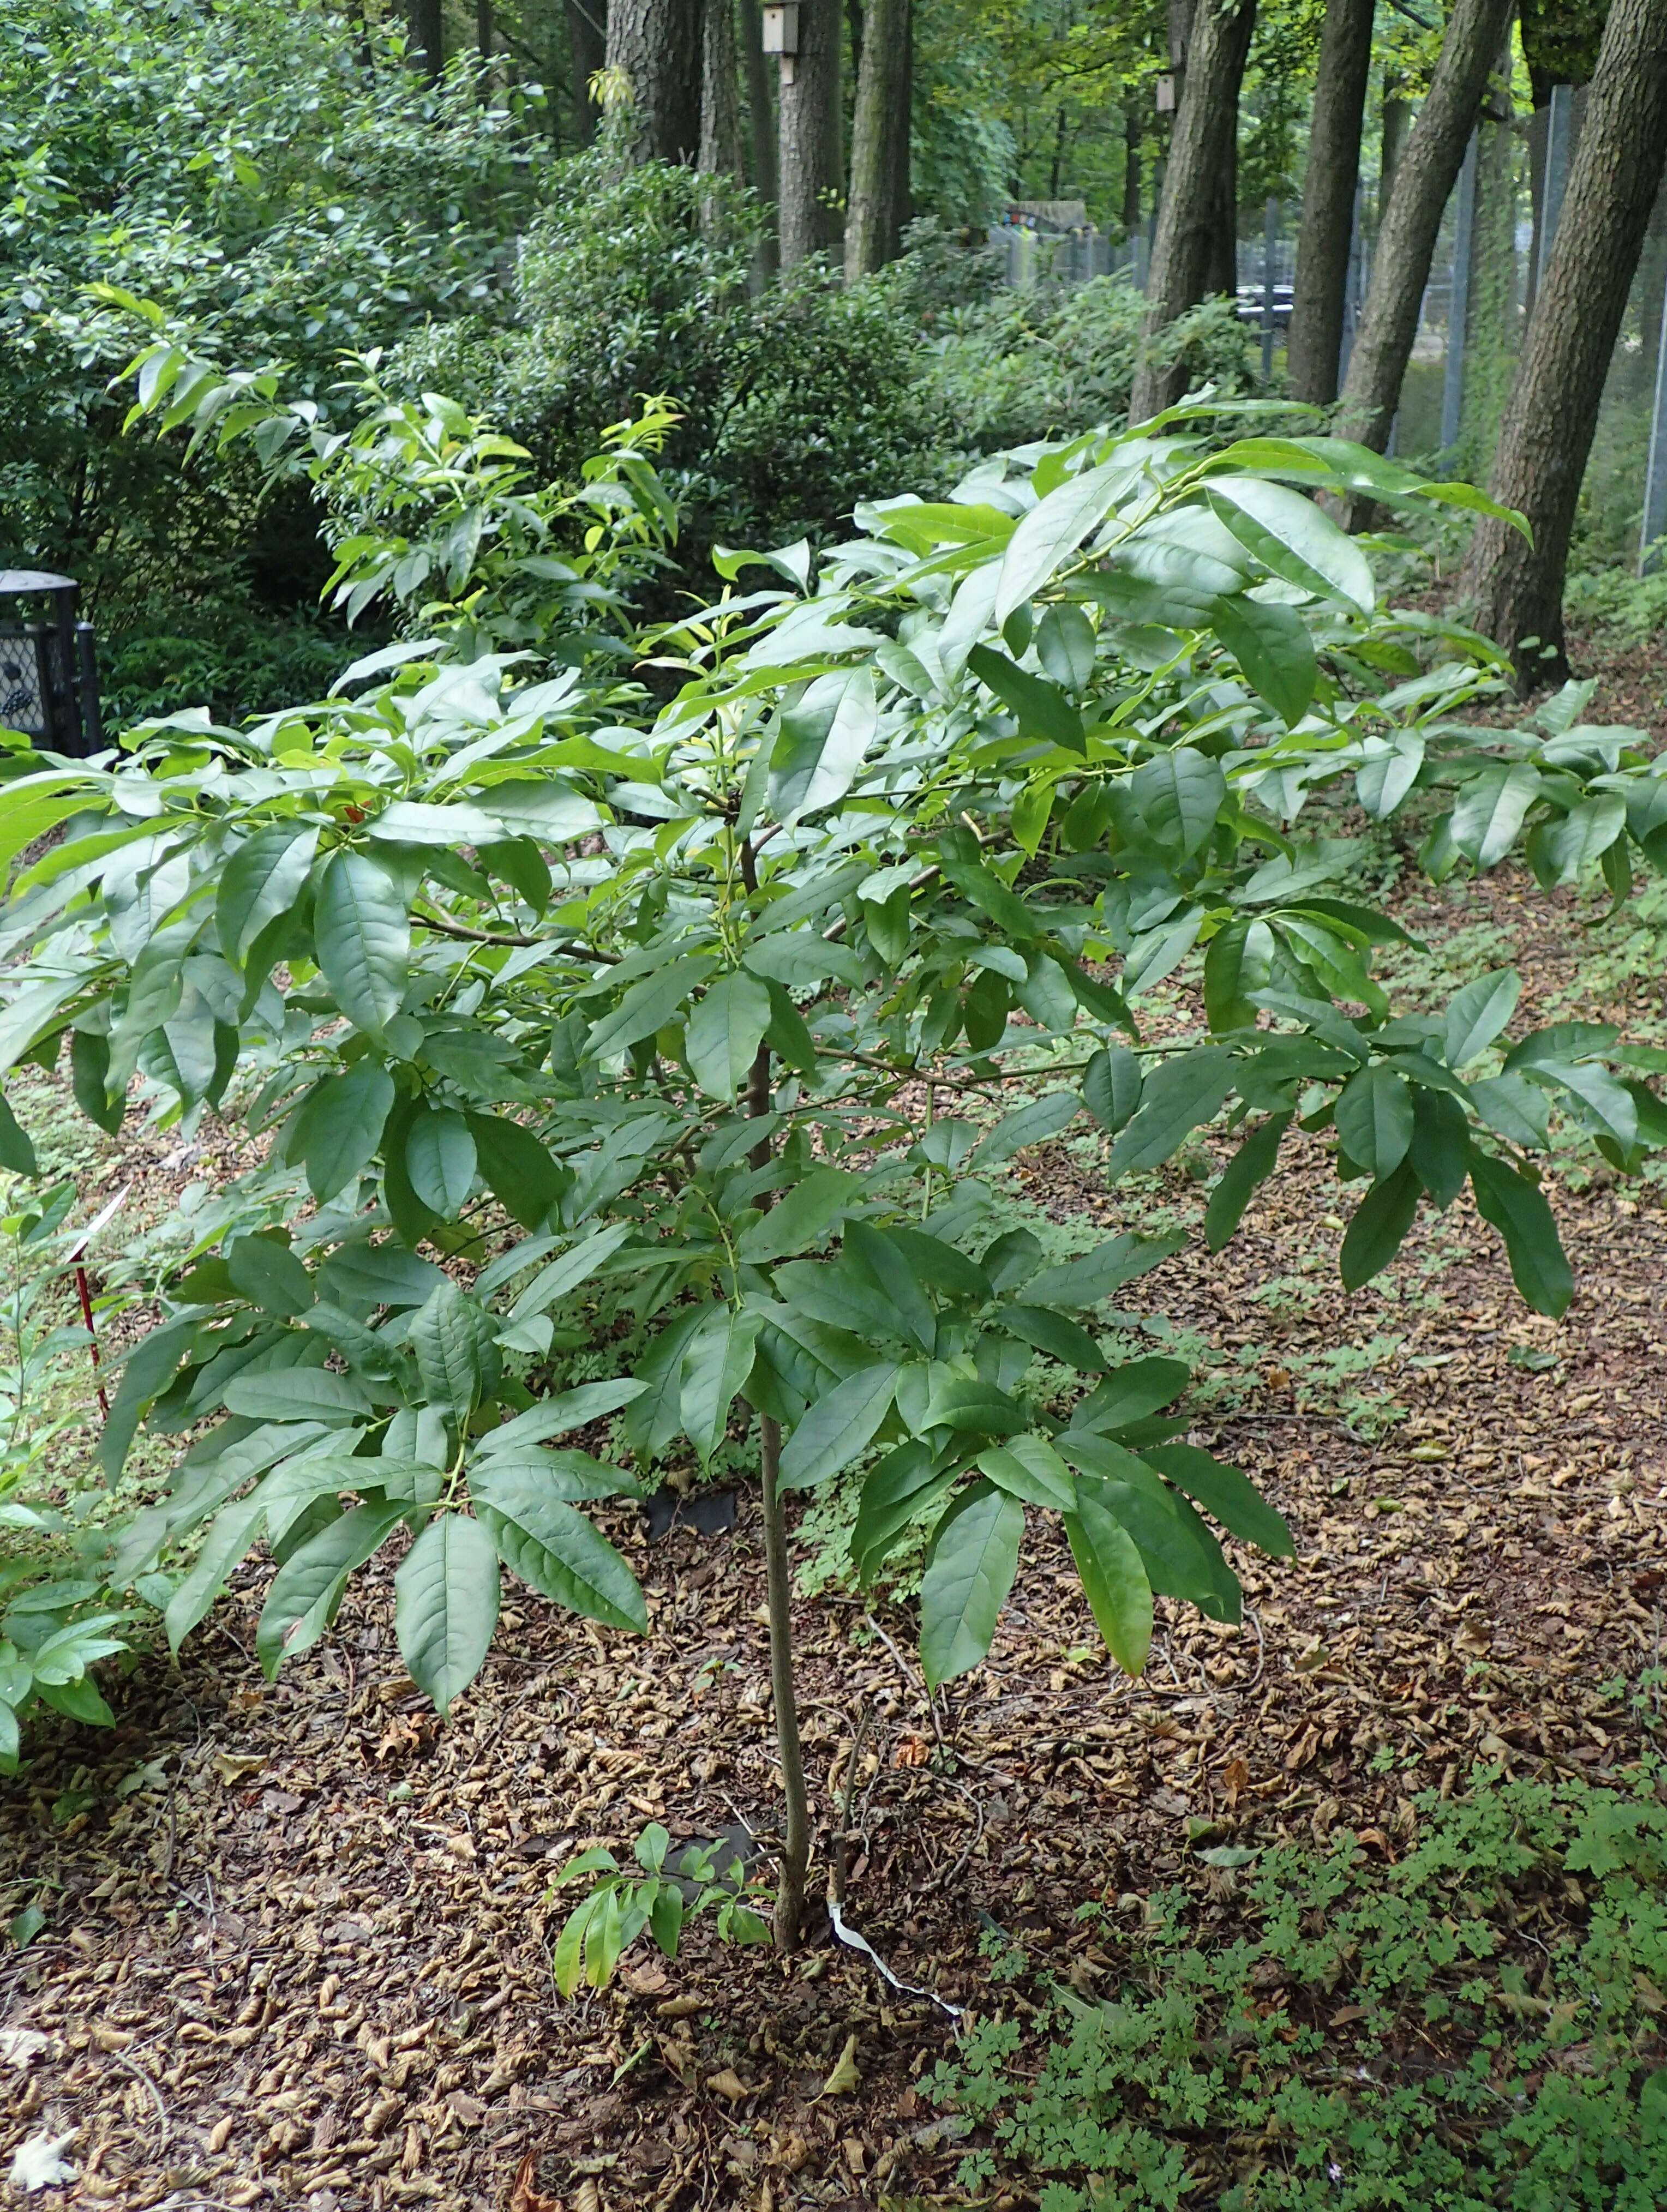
[3,628,1666,2212]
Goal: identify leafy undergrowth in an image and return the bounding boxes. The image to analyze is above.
[936,1758,1667,2210]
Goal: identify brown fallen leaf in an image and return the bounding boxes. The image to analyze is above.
[656,1993,701,2018]
[819,2033,860,2097]
[706,2067,753,2102]
[510,2148,559,2212]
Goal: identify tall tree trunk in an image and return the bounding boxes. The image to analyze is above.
[700,0,746,182]
[1287,0,1376,404]
[740,0,780,275]
[1379,86,1409,208]
[1463,0,1667,685]
[778,0,843,266]
[1332,0,1515,452]
[409,0,443,77]
[885,0,913,245]
[1129,0,1258,423]
[1203,125,1240,300]
[567,0,607,143]
[845,0,909,275]
[606,0,705,164]
[476,0,493,55]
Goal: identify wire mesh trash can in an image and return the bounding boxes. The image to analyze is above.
[0,570,105,758]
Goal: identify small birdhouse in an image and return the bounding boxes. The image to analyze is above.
[1155,74,1177,115]
[0,570,104,758]
[761,3,800,54]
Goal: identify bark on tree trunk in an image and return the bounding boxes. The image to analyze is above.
[1122,109,1142,238]
[845,0,909,275]
[778,0,843,266]
[700,0,746,182]
[476,0,493,55]
[409,0,443,77]
[566,0,607,145]
[1463,0,1667,686]
[1379,87,1409,207]
[1287,0,1376,404]
[1331,0,1515,452]
[739,0,780,276]
[1204,128,1240,300]
[1129,0,1258,423]
[886,0,913,245]
[606,0,705,164]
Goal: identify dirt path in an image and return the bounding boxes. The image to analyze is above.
[4,732,1666,2211]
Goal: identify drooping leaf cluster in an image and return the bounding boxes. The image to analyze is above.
[4,365,1665,1753]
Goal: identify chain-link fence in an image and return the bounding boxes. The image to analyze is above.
[994,95,1667,573]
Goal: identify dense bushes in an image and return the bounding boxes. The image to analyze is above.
[404,157,955,568]
[925,281,1256,455]
[1,0,547,681]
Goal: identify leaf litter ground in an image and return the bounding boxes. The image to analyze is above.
[4,658,1667,2211]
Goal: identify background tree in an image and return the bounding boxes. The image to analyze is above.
[1129,0,1257,423]
[1286,0,1375,405]
[1330,0,1514,453]
[566,0,607,143]
[700,0,746,182]
[778,0,844,263]
[846,0,912,274]
[740,0,781,271]
[604,0,704,163]
[1464,0,1667,684]
[410,0,444,75]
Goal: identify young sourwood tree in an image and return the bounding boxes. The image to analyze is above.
[1464,0,1667,684]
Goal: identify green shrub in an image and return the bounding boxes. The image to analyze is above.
[402,151,954,571]
[935,1762,1667,2210]
[923,280,1257,455]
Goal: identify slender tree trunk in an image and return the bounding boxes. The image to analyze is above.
[409,0,443,77]
[778,0,843,266]
[740,0,780,276]
[845,0,908,275]
[476,0,493,53]
[1122,109,1142,238]
[567,0,607,143]
[1204,128,1240,300]
[759,1411,811,1949]
[1463,0,1667,685]
[1129,0,1258,422]
[1332,0,1515,451]
[700,0,746,182]
[1287,0,1376,404]
[1379,86,1409,208]
[605,0,705,164]
[885,0,913,245]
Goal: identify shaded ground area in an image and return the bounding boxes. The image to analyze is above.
[3,635,1667,2211]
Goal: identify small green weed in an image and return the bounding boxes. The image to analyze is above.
[934,1762,1667,2210]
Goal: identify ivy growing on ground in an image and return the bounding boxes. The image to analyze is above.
[3,336,1667,1946]
[934,1760,1667,2210]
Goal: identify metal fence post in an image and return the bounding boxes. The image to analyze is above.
[1640,279,1667,573]
[1261,196,1279,384]
[1338,183,1364,389]
[1441,131,1479,455]
[1536,83,1573,297]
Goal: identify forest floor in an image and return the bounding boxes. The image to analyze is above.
[2,629,1667,2212]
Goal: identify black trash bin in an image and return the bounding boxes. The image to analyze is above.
[0,570,105,758]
